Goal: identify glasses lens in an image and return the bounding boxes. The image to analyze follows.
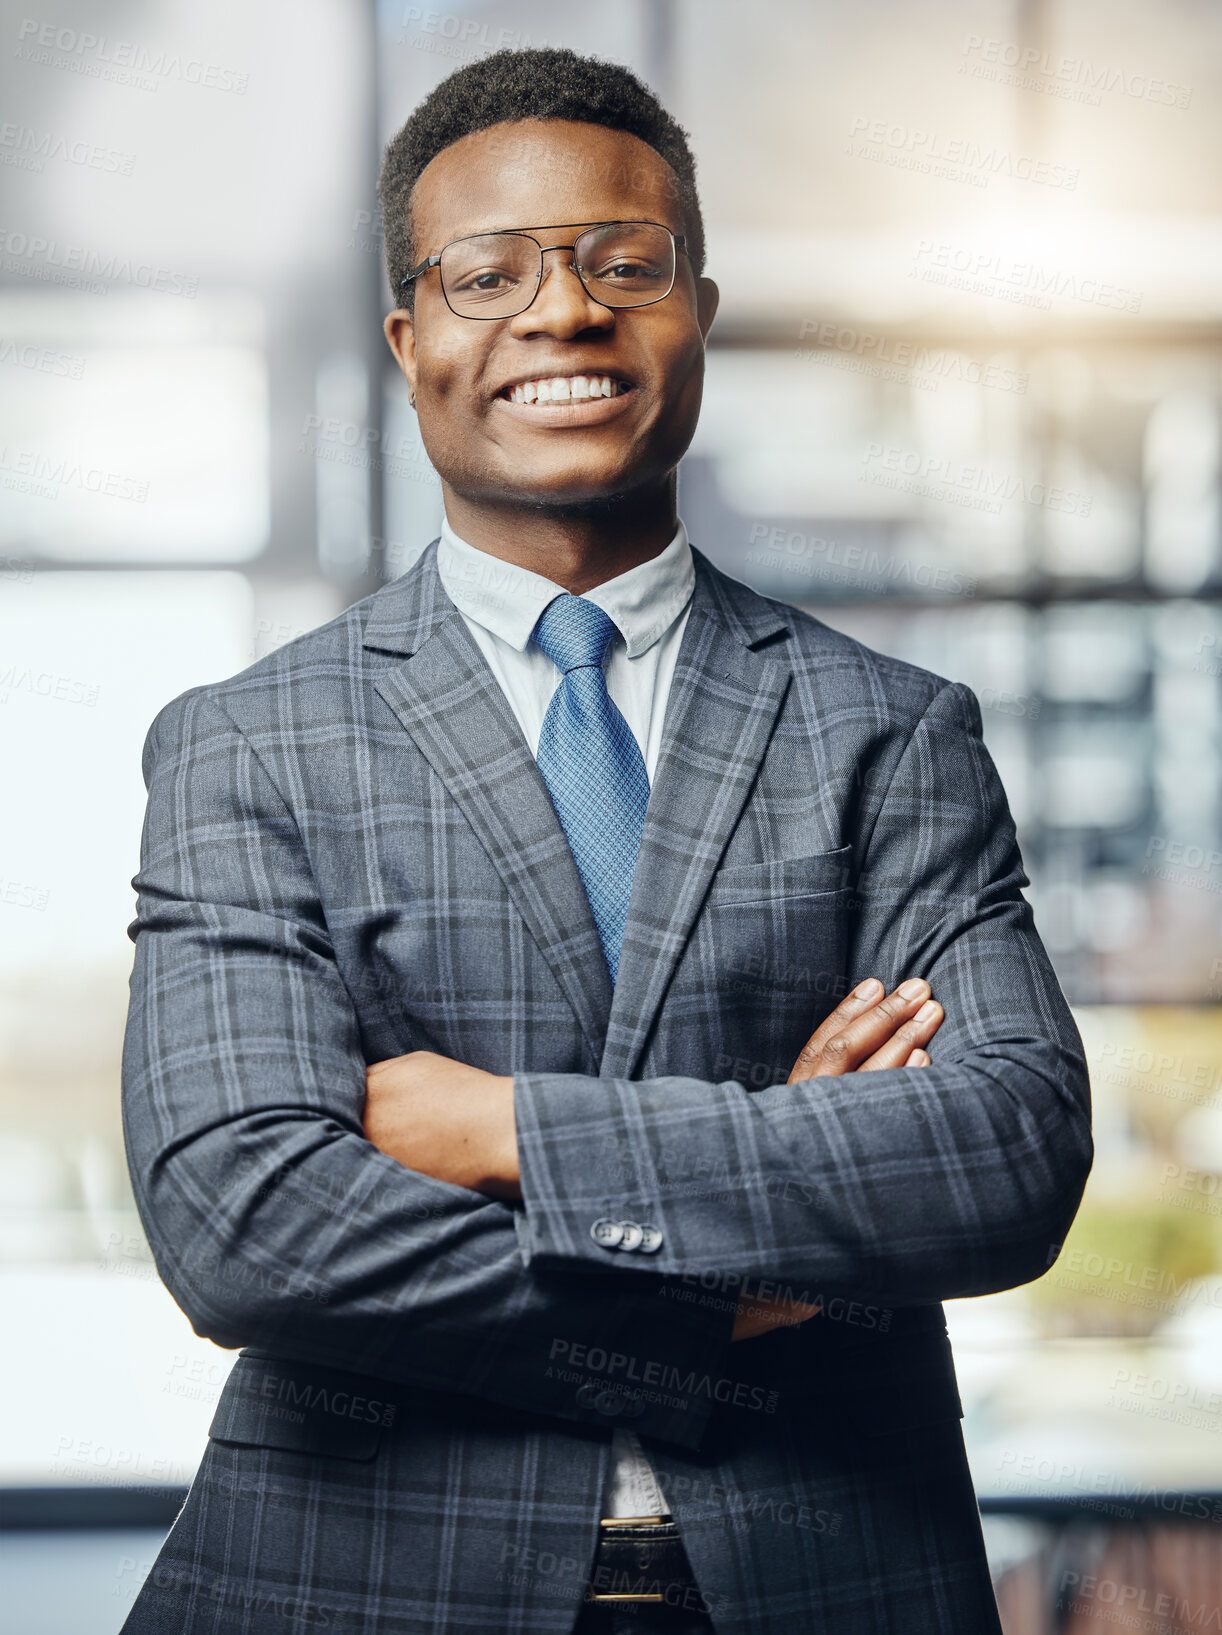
[575,224,675,307]
[440,234,540,318]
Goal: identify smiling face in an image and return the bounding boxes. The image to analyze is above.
[383,118,719,516]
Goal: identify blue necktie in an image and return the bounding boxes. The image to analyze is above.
[530,593,651,983]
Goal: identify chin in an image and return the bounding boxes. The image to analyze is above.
[485,461,656,511]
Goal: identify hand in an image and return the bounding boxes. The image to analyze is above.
[786,976,943,1082]
[731,1289,822,1341]
[364,1051,520,1200]
[732,975,944,1340]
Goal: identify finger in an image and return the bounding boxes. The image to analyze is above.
[792,980,932,1080]
[737,1296,821,1334]
[787,977,886,1082]
[906,1048,931,1067]
[858,1000,943,1071]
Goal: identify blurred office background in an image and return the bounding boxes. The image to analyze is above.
[2,0,1222,1628]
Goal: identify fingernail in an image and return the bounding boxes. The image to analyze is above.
[915,999,940,1023]
[897,978,928,1000]
[854,978,883,999]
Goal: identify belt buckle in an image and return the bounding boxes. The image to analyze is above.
[586,1515,671,1603]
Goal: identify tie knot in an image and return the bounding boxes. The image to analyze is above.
[531,593,620,674]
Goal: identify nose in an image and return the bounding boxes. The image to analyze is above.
[508,245,615,340]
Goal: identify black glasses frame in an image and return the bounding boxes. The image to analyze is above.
[398,220,689,319]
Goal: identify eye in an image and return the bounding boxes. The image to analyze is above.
[452,266,519,293]
[587,258,664,283]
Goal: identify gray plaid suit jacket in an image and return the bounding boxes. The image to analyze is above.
[120,538,1091,1633]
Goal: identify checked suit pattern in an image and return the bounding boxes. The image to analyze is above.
[117,538,1090,1633]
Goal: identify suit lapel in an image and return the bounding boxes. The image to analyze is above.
[364,542,613,1060]
[600,550,794,1080]
[362,541,794,1080]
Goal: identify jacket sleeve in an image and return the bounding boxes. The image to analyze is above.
[121,687,733,1451]
[512,680,1093,1305]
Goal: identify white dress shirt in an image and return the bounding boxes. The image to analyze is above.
[435,514,694,1519]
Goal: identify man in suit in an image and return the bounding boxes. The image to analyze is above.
[120,46,1091,1634]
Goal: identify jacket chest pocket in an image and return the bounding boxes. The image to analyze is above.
[707,844,854,908]
[666,847,855,1077]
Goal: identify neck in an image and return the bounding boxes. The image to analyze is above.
[440,477,678,595]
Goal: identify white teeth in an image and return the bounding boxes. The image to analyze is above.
[504,374,629,404]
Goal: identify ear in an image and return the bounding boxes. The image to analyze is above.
[383,309,418,405]
[696,276,720,343]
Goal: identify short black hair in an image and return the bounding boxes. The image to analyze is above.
[378,46,705,312]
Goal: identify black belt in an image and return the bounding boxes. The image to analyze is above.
[585,1515,704,1606]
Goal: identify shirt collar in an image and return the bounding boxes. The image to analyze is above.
[436,516,694,659]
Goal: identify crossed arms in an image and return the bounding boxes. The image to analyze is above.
[122,681,1092,1451]
[363,976,948,1339]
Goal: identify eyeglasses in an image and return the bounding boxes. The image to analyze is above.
[399,220,688,320]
